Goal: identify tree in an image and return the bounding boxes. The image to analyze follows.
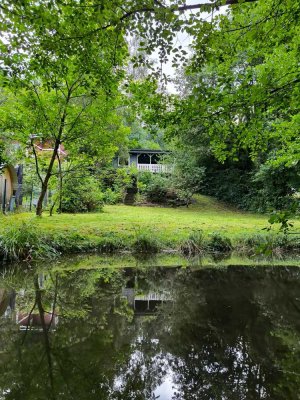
[0,0,261,90]
[171,149,205,206]
[0,75,129,215]
[0,0,131,215]
[143,0,300,211]
[2,0,297,215]
[170,0,300,164]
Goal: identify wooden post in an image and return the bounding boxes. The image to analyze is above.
[2,179,7,213]
[15,164,24,207]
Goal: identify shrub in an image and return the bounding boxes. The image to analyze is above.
[102,188,122,205]
[61,174,104,213]
[236,233,300,256]
[98,167,141,204]
[207,232,232,253]
[171,151,205,206]
[180,230,206,257]
[0,222,57,261]
[143,174,183,206]
[137,171,154,193]
[131,230,161,254]
[202,160,299,213]
[144,174,170,203]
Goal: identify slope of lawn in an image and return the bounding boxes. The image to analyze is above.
[0,195,288,245]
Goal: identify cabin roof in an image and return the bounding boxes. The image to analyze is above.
[128,149,170,154]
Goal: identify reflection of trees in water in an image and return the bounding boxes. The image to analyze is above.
[0,266,298,399]
[0,268,133,399]
[101,267,300,400]
[153,268,300,400]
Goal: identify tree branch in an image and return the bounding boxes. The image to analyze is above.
[30,140,44,185]
[63,0,256,11]
[179,0,256,11]
[57,0,258,40]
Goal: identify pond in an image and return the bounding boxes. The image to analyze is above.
[0,258,299,399]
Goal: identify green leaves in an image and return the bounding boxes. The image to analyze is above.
[266,202,299,234]
[157,0,300,177]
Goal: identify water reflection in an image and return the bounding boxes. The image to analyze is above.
[0,265,299,399]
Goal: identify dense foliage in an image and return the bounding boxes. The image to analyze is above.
[143,0,300,212]
[60,173,104,213]
[0,0,131,215]
[1,0,299,214]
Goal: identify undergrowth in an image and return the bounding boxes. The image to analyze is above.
[0,222,58,262]
[207,232,232,253]
[236,233,300,257]
[131,230,161,254]
[0,221,299,264]
[180,230,206,257]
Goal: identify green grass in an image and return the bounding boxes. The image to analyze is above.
[0,195,299,262]
[0,195,298,242]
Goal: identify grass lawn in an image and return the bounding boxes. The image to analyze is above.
[0,195,292,245]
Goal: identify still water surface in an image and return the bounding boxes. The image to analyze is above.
[0,262,299,399]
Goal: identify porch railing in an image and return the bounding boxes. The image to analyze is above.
[137,164,171,173]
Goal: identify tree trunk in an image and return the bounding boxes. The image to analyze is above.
[57,153,63,213]
[34,88,70,216]
[36,183,48,216]
[49,197,57,217]
[36,140,60,216]
[34,276,56,398]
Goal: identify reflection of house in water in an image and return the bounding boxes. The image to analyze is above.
[122,288,172,316]
[17,312,58,331]
[0,275,58,331]
[121,267,177,316]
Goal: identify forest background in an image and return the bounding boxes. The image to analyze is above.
[0,0,299,216]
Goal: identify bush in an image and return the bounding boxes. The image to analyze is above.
[61,173,104,213]
[207,232,232,253]
[102,188,122,205]
[180,230,206,257]
[202,159,299,213]
[0,222,57,261]
[142,174,183,205]
[131,230,161,254]
[144,174,170,203]
[236,233,300,256]
[137,171,153,194]
[98,167,138,204]
[172,151,205,206]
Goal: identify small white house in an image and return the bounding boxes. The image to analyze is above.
[114,149,171,173]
